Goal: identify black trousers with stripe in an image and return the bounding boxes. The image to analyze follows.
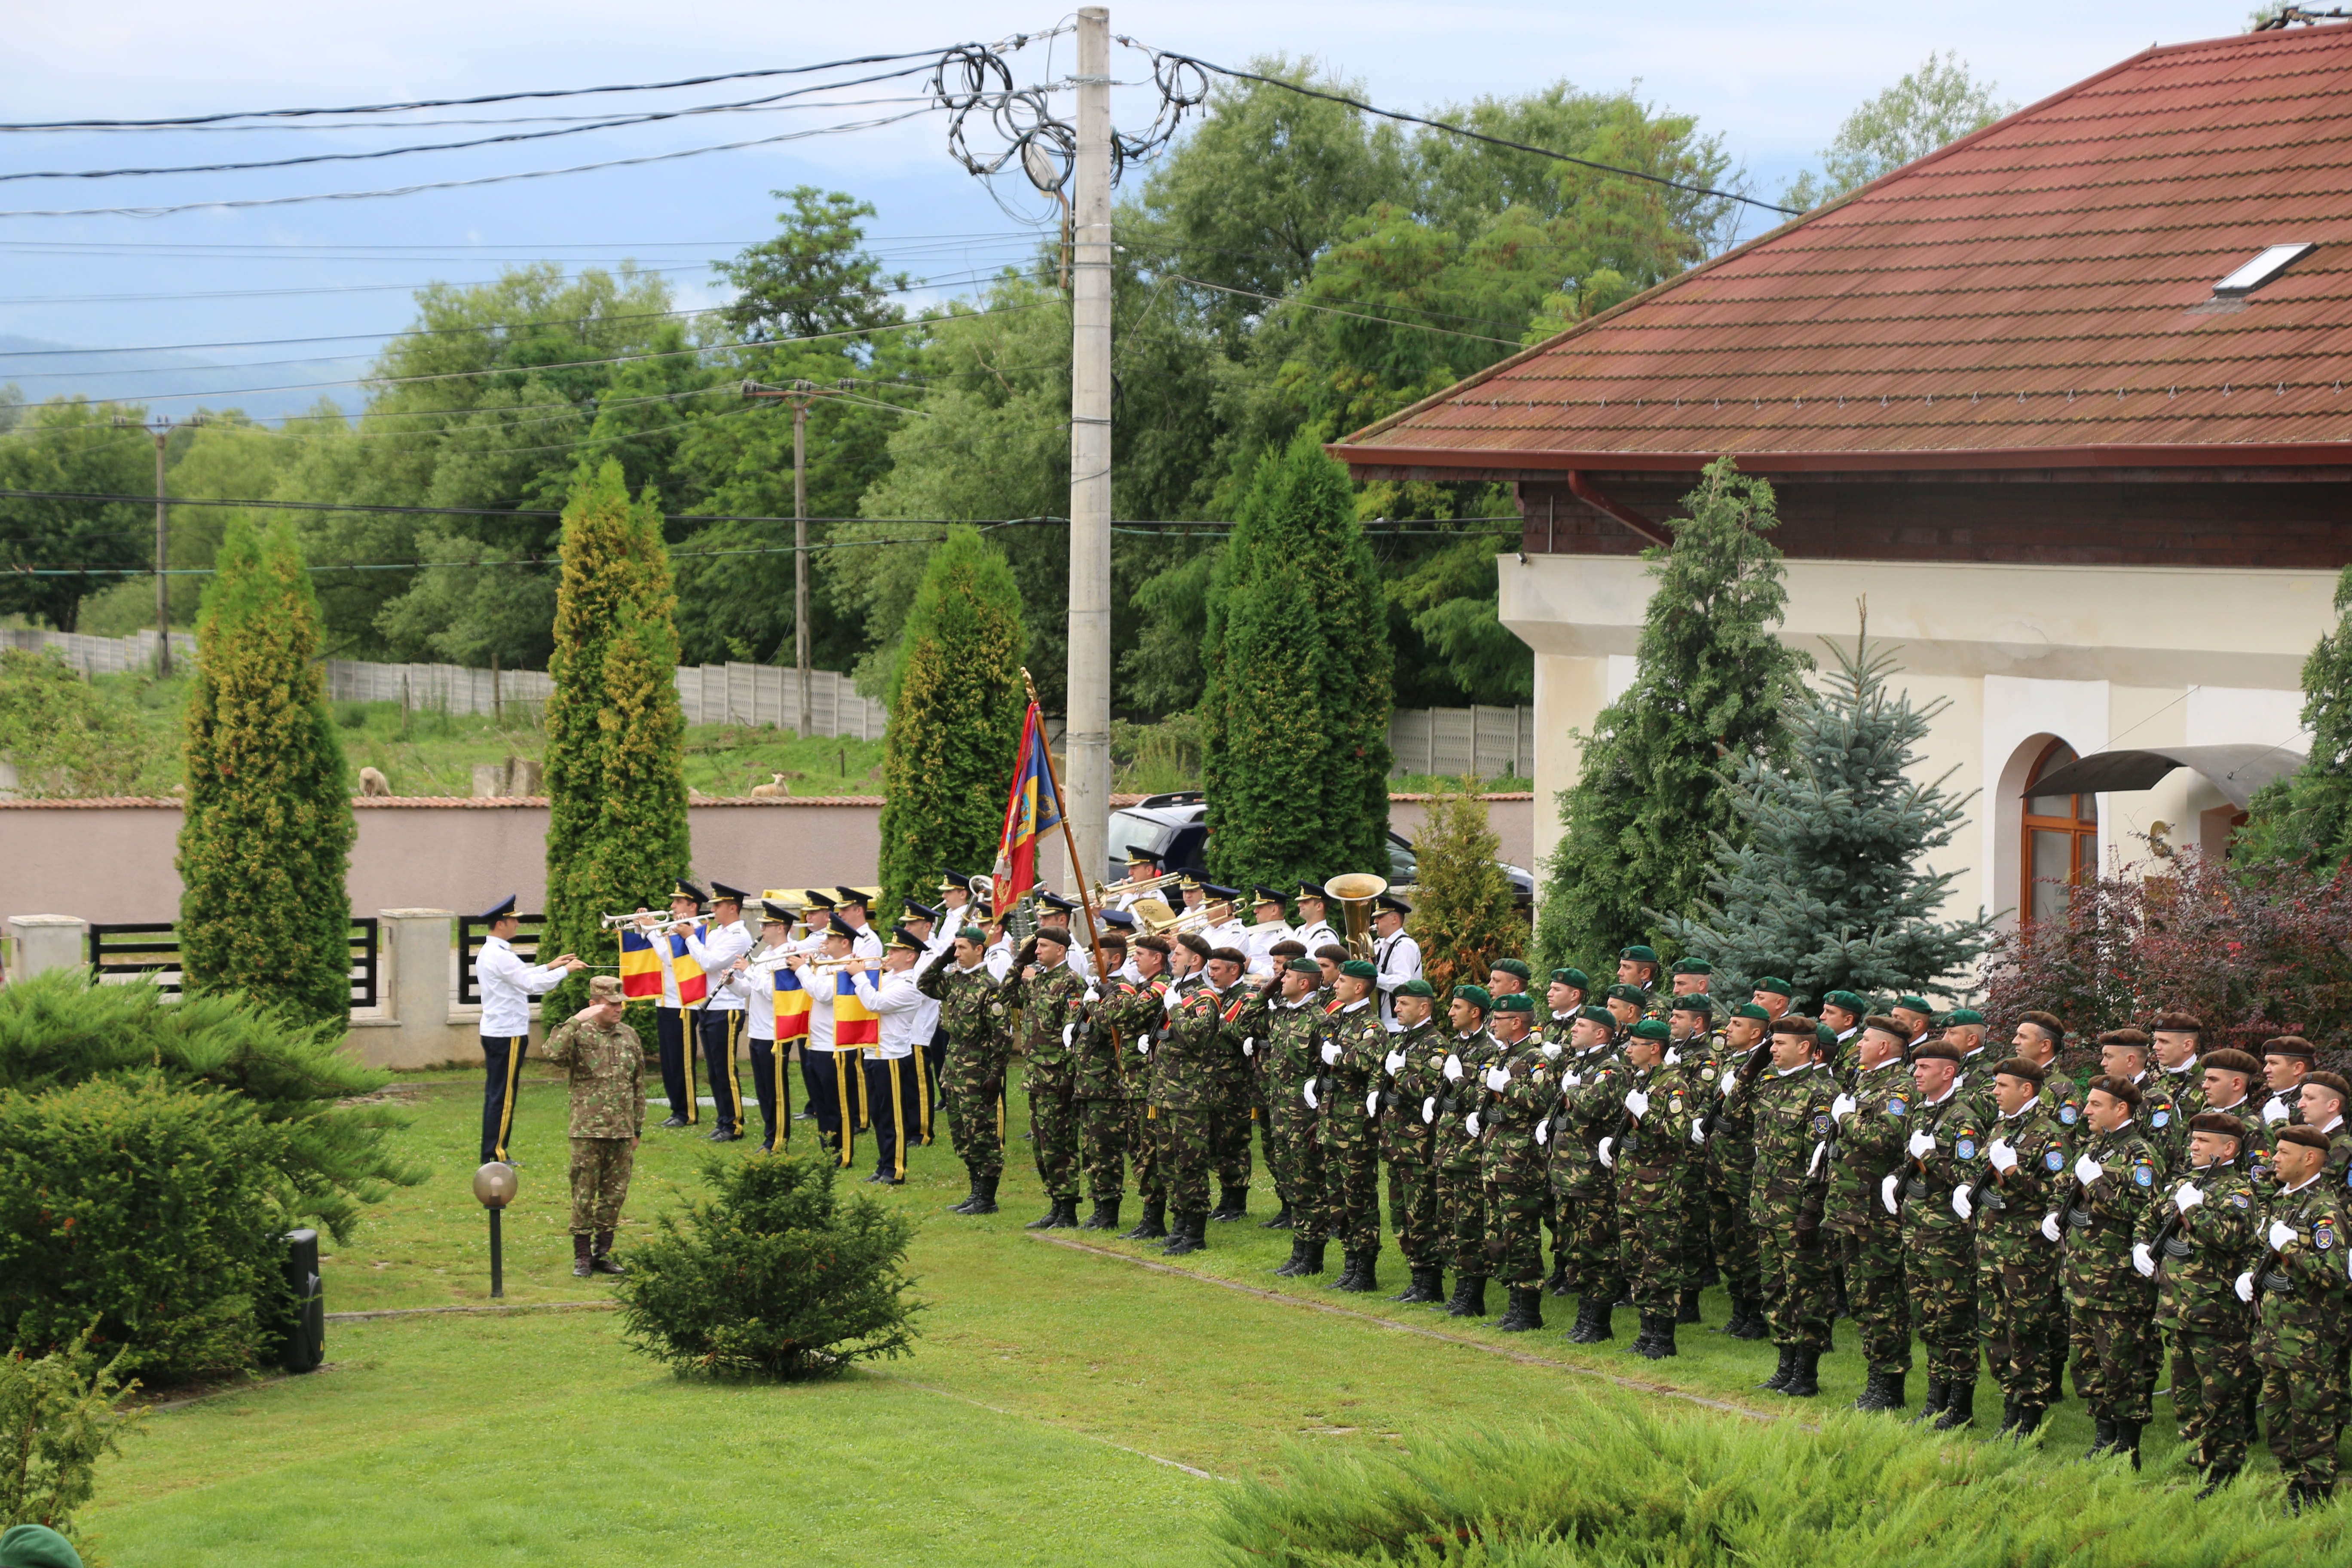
[804,1048,865,1167]
[748,1035,793,1152]
[861,1052,926,1180]
[698,1008,747,1133]
[479,1032,528,1163]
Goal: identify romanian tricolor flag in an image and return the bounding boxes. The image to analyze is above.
[668,933,708,1005]
[772,966,812,1043]
[618,928,664,999]
[833,970,879,1047]
[992,700,1063,907]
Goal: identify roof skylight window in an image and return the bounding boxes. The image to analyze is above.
[2212,242,2315,297]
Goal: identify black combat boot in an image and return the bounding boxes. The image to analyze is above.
[1577,1297,1616,1343]
[2047,1348,2070,1404]
[1730,1292,1771,1340]
[2196,1465,2240,1499]
[1995,1393,2021,1436]
[572,1233,594,1278]
[1675,1289,1703,1325]
[1399,1266,1445,1304]
[2008,1401,2044,1439]
[1161,1211,1204,1257]
[1784,1347,1822,1398]
[1295,1237,1329,1277]
[1210,1184,1246,1222]
[1759,1344,1796,1391]
[1121,1197,1166,1240]
[1387,1266,1427,1303]
[1933,1379,1974,1429]
[1911,1380,1950,1424]
[591,1231,625,1275]
[1259,1201,1293,1229]
[1340,1250,1379,1294]
[1633,1313,1675,1360]
[1440,1274,1472,1315]
[1079,1198,1112,1231]
[1093,1198,1121,1232]
[2085,1411,2117,1459]
[1851,1370,1888,1411]
[1878,1371,1907,1411]
[1544,1257,1573,1298]
[1272,1238,1308,1276]
[1448,1275,1488,1318]
[2110,1418,2143,1470]
[1322,1249,1360,1290]
[966,1173,1000,1216]
[1024,1200,1061,1230]
[1494,1286,1543,1332]
[949,1179,981,1215]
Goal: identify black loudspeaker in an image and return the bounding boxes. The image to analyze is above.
[277,1228,326,1374]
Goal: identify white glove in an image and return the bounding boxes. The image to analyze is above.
[1540,1042,1562,1059]
[1303,1081,1319,1110]
[1624,1088,1651,1118]
[1384,1049,1405,1074]
[1536,1118,1550,1145]
[1465,1112,1482,1138]
[2131,1243,2156,1278]
[1062,1023,1075,1047]
[1906,1129,1936,1159]
[1242,1038,1255,1057]
[1989,1138,2018,1173]
[2073,1154,2102,1186]
[2041,1213,2062,1242]
[1880,1173,1901,1214]
[1366,1089,1381,1118]
[1565,1072,1583,1088]
[1320,1041,1341,1065]
[2269,1218,2296,1251]
[2265,1098,2290,1124]
[2235,1271,2256,1303]
[2174,1182,2205,1215]
[1598,1136,1616,1168]
[1951,1185,1973,1221]
[1663,1047,1681,1066]
[1689,1120,1706,1147]
[1807,1140,1826,1176]
[1082,986,1099,1004]
[1831,1093,1857,1121]
[1443,1054,1464,1082]
[1422,1096,1436,1124]
[1136,1034,1152,1055]
[1484,1064,1511,1093]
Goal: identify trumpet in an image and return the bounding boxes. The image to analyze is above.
[1322,873,1388,964]
[600,912,702,933]
[1138,902,1214,937]
[1094,869,1184,901]
[731,951,863,980]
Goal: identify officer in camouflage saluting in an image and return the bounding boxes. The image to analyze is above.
[539,976,645,1280]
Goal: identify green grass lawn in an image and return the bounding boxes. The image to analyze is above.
[83,1062,2270,1565]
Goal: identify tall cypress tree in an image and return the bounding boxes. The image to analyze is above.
[1657,628,1995,1003]
[178,518,356,1028]
[876,527,1027,915]
[541,459,692,1020]
[1202,432,1392,890]
[1533,457,1807,971]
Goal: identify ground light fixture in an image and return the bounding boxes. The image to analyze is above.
[473,1161,519,1298]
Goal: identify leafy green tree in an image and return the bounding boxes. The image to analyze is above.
[1201,433,1392,889]
[177,519,356,1028]
[874,527,1028,916]
[2243,563,2352,869]
[710,187,910,342]
[0,398,155,632]
[1782,52,2014,210]
[1657,630,1994,1004]
[1533,458,1807,972]
[539,460,693,1023]
[1408,778,1523,994]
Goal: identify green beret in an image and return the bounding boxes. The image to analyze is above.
[1671,992,1714,1016]
[1287,958,1322,977]
[1606,983,1648,1006]
[1492,957,1531,980]
[1394,977,1434,997]
[1620,945,1660,965]
[1823,990,1868,1014]
[1942,1008,1985,1027]
[1550,967,1591,989]
[1894,995,1932,1014]
[1493,992,1534,1014]
[1672,959,1713,976]
[1341,959,1378,980]
[1579,1005,1617,1027]
[958,925,986,944]
[0,1526,83,1568]
[1815,1024,1839,1050]
[1453,984,1493,1011]
[1732,1002,1772,1022]
[1629,1018,1672,1041]
[1752,977,1792,998]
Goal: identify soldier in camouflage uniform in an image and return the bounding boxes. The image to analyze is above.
[1968,1056,2068,1437]
[1608,1017,1706,1359]
[1540,966,1595,1293]
[2094,1028,2182,1182]
[1206,939,1258,1223]
[1251,940,1311,1230]
[1096,937,1174,1240]
[2059,1074,2164,1466]
[2151,1011,2207,1123]
[1072,933,1143,1233]
[539,977,645,1278]
[2009,1009,2079,1402]
[1665,998,1723,1323]
[1896,1039,1989,1428]
[1262,957,1332,1277]
[1152,943,1249,1255]
[1006,928,1094,1231]
[2153,1108,2262,1493]
[1830,1015,1914,1410]
[1702,998,1771,1340]
[1380,979,1447,1301]
[1433,985,1504,1317]
[1315,959,1390,1291]
[1750,1016,1839,1396]
[921,925,1012,1216]
[2248,1035,2319,1194]
[2250,1124,2351,1511]
[1477,992,1554,1329]
[1558,1005,1628,1342]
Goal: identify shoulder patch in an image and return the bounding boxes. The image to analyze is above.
[1702,1067,1718,1082]
[2151,1109,2170,1129]
[2318,1219,2338,1253]
[1813,1112,1833,1137]
[2232,1192,2251,1208]
[2133,1162,2154,1188]
[2059,1104,2079,1125]
[2045,1148,2065,1172]
[1955,1137,1976,1162]
[1886,1096,1908,1118]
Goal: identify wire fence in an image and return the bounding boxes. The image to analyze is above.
[1388,704,1534,781]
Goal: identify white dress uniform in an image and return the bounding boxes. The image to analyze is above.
[724,943,799,1152]
[472,932,567,1163]
[1374,927,1424,1032]
[1292,918,1339,956]
[1243,920,1293,977]
[683,916,756,1134]
[851,962,931,1180]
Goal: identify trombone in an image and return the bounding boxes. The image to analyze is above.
[1094,868,1184,901]
[1322,873,1388,963]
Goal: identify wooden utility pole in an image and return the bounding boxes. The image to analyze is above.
[741,380,842,738]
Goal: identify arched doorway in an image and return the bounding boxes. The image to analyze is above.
[2022,738,2098,920]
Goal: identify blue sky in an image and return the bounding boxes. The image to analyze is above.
[0,1,2257,420]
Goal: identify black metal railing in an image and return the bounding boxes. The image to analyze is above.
[456,913,545,1007]
[89,919,380,1009]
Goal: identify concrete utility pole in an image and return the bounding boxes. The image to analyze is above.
[116,413,198,676]
[1064,5,1114,888]
[741,380,842,738]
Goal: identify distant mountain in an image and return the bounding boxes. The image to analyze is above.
[0,335,371,424]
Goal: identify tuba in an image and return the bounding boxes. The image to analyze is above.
[1322,873,1388,964]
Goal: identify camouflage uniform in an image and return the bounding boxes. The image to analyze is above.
[1381,1017,1448,1276]
[1316,998,1390,1264]
[1005,958,1093,1207]
[2137,1077,2187,1180]
[2061,1118,2163,1430]
[2156,1156,2261,1477]
[1556,1042,1627,1332]
[1827,1058,1914,1393]
[1613,1059,1706,1321]
[1671,1035,1724,1308]
[1899,1085,1990,1403]
[2246,1096,2304,1195]
[919,958,1011,1194]
[1433,1028,1504,1288]
[1075,974,1148,1212]
[1480,1040,1558,1293]
[1750,1063,1838,1354]
[539,1011,645,1238]
[1708,1044,1770,1326]
[1208,984,1258,1213]
[1155,979,1232,1234]
[1972,1103,2068,1426]
[1260,989,1327,1244]
[2255,1173,2351,1499]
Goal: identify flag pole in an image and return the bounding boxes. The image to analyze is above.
[1022,668,1105,979]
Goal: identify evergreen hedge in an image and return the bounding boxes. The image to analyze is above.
[875,526,1027,915]
[0,1332,144,1544]
[177,518,356,1029]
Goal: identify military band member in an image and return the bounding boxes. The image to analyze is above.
[922,924,1012,1215]
[1292,883,1338,954]
[472,894,585,1163]
[1897,1039,1988,1428]
[2058,1075,2162,1466]
[1372,896,1421,1032]
[1831,1016,1915,1411]
[1378,978,1447,1301]
[794,916,867,1166]
[644,880,710,1128]
[720,902,799,1152]
[833,887,883,953]
[1970,1056,2068,1437]
[2155,1109,2261,1493]
[1558,1004,1628,1342]
[903,894,953,1121]
[1197,884,1249,955]
[539,976,643,1279]
[686,882,756,1142]
[1243,887,1292,977]
[1433,985,1501,1316]
[848,927,944,1185]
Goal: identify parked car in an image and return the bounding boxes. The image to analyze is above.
[1106,792,1534,910]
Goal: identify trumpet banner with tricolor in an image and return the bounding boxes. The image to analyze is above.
[617,926,707,1002]
[992,698,1063,910]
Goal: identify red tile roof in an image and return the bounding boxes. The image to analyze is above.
[1334,23,2352,474]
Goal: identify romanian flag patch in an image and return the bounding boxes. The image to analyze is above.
[772,966,812,1042]
[618,928,664,1000]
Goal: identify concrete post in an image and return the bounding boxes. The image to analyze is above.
[1062,5,1113,891]
[7,914,89,982]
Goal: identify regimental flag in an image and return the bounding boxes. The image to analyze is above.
[618,928,664,999]
[772,965,812,1042]
[668,933,708,1005]
[833,969,879,1047]
[992,700,1063,908]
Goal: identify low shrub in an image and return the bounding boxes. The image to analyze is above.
[615,1153,922,1380]
[1216,1383,2348,1566]
[0,1075,294,1380]
[0,1332,145,1546]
